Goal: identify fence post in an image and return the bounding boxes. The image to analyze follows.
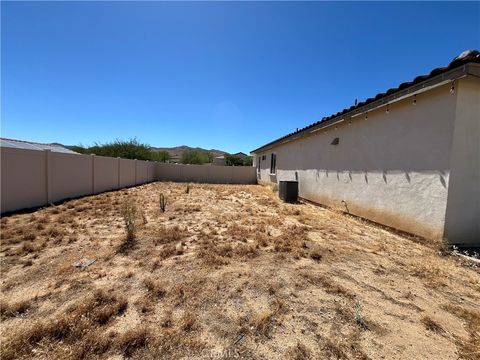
[44,149,52,204]
[134,159,137,185]
[117,157,121,189]
[91,154,95,194]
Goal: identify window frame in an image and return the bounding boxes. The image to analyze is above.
[270,153,277,175]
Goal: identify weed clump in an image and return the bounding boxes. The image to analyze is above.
[0,299,31,319]
[121,197,137,248]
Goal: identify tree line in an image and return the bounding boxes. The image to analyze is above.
[71,139,252,166]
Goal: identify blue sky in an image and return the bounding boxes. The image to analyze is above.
[1,1,479,153]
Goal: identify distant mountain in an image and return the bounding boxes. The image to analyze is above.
[150,145,227,160]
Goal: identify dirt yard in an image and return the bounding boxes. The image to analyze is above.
[0,182,479,360]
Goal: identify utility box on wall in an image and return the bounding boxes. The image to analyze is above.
[279,181,298,203]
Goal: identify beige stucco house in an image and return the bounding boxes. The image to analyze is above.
[252,50,480,247]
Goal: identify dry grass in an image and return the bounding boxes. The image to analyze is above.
[1,182,479,359]
[0,298,31,319]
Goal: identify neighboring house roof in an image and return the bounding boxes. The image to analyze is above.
[252,49,480,153]
[0,138,79,154]
[234,152,249,158]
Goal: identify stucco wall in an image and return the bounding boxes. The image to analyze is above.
[444,76,480,246]
[254,83,458,240]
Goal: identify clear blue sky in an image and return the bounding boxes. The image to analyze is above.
[1,1,479,153]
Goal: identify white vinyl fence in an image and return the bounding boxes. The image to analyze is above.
[1,147,256,213]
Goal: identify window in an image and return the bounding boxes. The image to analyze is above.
[262,155,266,161]
[270,153,276,174]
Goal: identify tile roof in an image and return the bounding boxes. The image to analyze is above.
[252,49,480,153]
[0,138,79,154]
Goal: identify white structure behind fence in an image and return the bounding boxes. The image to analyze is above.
[1,147,256,213]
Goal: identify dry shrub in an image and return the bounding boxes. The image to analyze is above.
[319,329,368,360]
[224,223,252,242]
[158,241,184,260]
[410,261,446,288]
[301,272,354,299]
[234,243,259,259]
[20,241,38,254]
[57,212,74,224]
[0,298,31,319]
[421,315,445,334]
[49,206,61,214]
[287,341,311,360]
[67,329,113,359]
[116,327,151,357]
[197,244,230,267]
[180,311,198,332]
[321,336,349,359]
[143,278,167,298]
[36,215,50,224]
[250,309,275,337]
[272,225,310,256]
[22,231,36,241]
[250,299,287,338]
[43,226,63,239]
[169,276,207,307]
[161,310,173,328]
[155,225,186,245]
[120,197,137,249]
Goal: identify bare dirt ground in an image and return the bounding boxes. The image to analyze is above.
[1,182,479,360]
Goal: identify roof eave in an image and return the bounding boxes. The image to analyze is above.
[251,62,476,154]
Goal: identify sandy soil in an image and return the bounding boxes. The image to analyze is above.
[0,182,479,360]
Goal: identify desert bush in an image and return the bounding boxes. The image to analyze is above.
[116,327,151,357]
[121,197,137,246]
[155,225,186,245]
[143,278,167,298]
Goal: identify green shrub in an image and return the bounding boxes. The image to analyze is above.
[180,150,212,165]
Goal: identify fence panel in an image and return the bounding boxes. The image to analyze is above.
[119,159,136,187]
[50,152,92,203]
[0,148,47,213]
[136,161,148,184]
[94,156,119,194]
[1,148,257,213]
[155,163,256,184]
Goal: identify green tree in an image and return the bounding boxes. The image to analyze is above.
[225,154,244,166]
[180,150,212,165]
[87,138,152,160]
[243,156,253,166]
[150,150,171,162]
